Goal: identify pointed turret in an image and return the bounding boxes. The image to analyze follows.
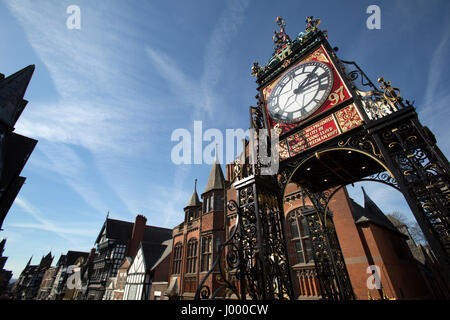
[203,147,225,194]
[0,65,35,129]
[39,251,53,268]
[186,179,201,207]
[360,187,397,231]
[26,255,33,267]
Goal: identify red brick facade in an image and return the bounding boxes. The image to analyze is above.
[169,146,440,300]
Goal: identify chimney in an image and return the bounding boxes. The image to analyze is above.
[127,214,147,258]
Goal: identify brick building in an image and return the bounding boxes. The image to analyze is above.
[36,267,56,300]
[113,257,131,300]
[168,143,445,300]
[148,240,172,300]
[168,156,226,300]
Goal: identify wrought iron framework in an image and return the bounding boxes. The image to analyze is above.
[195,175,295,300]
[196,20,450,301]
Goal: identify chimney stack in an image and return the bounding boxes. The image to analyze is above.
[127,214,147,258]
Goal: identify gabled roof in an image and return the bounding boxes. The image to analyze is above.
[119,256,133,270]
[203,157,225,194]
[386,215,406,228]
[56,254,66,267]
[139,241,168,271]
[65,251,89,266]
[151,239,173,271]
[349,188,401,234]
[95,218,172,245]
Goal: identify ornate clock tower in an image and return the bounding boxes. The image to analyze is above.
[198,16,450,300]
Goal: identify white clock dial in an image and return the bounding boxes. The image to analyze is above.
[267,61,334,124]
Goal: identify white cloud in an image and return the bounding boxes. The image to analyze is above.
[146,0,250,120]
[420,27,450,156]
[12,196,98,243]
[5,1,160,218]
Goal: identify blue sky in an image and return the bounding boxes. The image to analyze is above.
[0,0,449,277]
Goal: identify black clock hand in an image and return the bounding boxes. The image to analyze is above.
[293,74,313,95]
[300,78,321,92]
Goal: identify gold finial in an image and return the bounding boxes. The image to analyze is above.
[251,61,263,77]
[233,158,241,180]
[306,16,321,33]
[272,16,291,50]
[378,77,403,104]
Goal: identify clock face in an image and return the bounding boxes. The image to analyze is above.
[267,61,334,124]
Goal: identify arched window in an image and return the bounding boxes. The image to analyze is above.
[173,243,183,274]
[288,209,313,264]
[186,238,198,274]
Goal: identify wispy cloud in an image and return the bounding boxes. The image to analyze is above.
[144,0,250,226]
[6,1,159,218]
[146,0,250,120]
[12,196,98,243]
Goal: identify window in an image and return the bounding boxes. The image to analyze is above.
[173,243,183,274]
[288,210,313,264]
[215,193,224,211]
[186,238,198,274]
[200,236,212,272]
[204,193,218,213]
[187,208,199,221]
[127,284,138,300]
[209,195,214,212]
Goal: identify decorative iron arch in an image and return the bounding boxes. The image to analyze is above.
[279,146,396,194]
[275,146,401,300]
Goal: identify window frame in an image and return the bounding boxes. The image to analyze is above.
[186,238,198,274]
[288,209,313,265]
[172,242,183,274]
[200,236,213,272]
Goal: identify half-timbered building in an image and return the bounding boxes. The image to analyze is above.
[123,239,171,300]
[13,252,53,300]
[85,214,172,300]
